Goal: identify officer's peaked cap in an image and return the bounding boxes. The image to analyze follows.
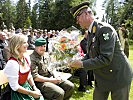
[70,1,90,18]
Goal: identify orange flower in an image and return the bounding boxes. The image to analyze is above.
[60,43,66,50]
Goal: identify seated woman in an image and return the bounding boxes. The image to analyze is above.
[3,34,44,100]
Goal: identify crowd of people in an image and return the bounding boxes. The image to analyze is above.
[0,1,132,100]
[0,28,75,100]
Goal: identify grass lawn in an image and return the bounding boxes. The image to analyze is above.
[70,45,133,100]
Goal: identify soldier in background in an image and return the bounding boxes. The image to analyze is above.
[118,23,129,58]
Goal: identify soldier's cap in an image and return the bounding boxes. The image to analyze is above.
[35,38,46,46]
[70,1,90,18]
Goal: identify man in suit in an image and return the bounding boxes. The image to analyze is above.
[69,1,133,100]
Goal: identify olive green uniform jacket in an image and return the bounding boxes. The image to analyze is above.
[30,51,74,100]
[82,21,133,91]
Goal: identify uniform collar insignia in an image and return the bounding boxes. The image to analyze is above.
[103,33,109,40]
[92,26,96,34]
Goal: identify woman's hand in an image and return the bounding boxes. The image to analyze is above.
[29,91,42,99]
[32,86,41,94]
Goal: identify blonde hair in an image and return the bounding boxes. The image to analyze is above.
[9,34,28,58]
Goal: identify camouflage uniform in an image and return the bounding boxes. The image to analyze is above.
[118,27,129,58]
[30,51,74,100]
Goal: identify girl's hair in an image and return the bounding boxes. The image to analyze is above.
[9,34,28,58]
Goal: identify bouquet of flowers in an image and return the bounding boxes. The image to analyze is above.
[53,28,81,60]
[53,38,78,61]
[48,28,82,73]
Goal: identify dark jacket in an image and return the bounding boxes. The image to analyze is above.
[82,21,133,91]
[0,40,7,69]
[27,35,35,50]
[80,38,87,54]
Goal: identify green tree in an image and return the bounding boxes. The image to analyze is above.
[0,0,16,29]
[15,0,31,29]
[104,0,120,27]
[31,3,38,29]
[30,0,96,30]
[104,0,133,39]
[24,16,32,28]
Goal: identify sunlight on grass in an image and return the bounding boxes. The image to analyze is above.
[70,45,133,100]
[129,45,133,100]
[70,78,93,100]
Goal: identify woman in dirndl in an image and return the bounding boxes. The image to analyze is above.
[4,34,44,100]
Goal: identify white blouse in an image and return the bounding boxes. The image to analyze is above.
[3,57,32,91]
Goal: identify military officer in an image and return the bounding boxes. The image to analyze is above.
[69,1,133,100]
[30,38,74,100]
[118,23,129,58]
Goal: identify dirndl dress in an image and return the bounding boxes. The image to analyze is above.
[9,57,45,100]
[11,81,44,100]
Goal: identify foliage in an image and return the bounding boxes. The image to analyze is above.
[24,16,32,28]
[31,3,38,29]
[0,0,95,30]
[104,0,133,40]
[125,19,133,40]
[0,0,16,29]
[129,40,133,45]
[15,0,31,29]
[104,0,120,27]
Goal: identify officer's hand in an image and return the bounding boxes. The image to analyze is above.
[50,77,62,84]
[69,60,83,69]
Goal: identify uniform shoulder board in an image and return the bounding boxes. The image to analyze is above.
[98,22,103,28]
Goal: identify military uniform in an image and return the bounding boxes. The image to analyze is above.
[30,51,74,100]
[82,21,133,100]
[118,27,129,58]
[70,1,133,100]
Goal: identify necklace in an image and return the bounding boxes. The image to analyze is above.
[18,58,25,66]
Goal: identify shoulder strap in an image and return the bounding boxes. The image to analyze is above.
[8,57,18,62]
[9,57,29,67]
[24,57,29,65]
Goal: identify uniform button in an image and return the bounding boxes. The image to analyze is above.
[110,70,113,72]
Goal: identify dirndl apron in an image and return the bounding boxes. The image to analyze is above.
[9,57,44,100]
